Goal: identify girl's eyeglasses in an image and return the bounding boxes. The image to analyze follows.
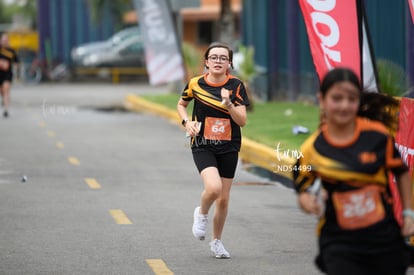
[208,55,229,62]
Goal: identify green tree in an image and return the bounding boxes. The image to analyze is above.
[86,0,133,29]
[0,0,8,23]
[0,0,36,28]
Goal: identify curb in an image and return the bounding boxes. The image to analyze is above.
[124,93,295,181]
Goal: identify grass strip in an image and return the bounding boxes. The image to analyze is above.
[141,94,320,150]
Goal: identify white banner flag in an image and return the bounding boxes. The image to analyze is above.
[361,16,378,92]
[133,0,186,85]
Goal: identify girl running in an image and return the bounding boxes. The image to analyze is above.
[177,42,249,258]
[293,67,414,274]
[0,33,19,118]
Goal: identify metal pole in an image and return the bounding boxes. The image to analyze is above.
[287,0,299,101]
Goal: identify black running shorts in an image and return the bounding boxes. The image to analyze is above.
[192,149,238,178]
[0,73,13,84]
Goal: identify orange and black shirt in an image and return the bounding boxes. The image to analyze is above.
[181,73,249,152]
[0,46,19,76]
[293,117,408,252]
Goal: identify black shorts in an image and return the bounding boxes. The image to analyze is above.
[318,243,411,275]
[0,73,12,84]
[192,149,238,178]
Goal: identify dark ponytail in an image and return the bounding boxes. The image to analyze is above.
[358,91,399,132]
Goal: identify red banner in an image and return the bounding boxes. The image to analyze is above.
[299,0,360,81]
[395,98,414,175]
[391,98,414,226]
[409,0,414,24]
[299,0,378,91]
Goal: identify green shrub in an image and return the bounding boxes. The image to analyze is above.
[377,59,409,96]
[181,42,203,80]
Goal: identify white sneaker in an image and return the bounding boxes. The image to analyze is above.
[192,206,208,240]
[209,239,231,259]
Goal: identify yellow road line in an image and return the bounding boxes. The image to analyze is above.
[146,259,174,275]
[47,130,55,137]
[109,209,132,224]
[56,142,64,149]
[84,178,101,189]
[68,157,80,166]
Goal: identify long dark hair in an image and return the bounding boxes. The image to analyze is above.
[319,67,399,131]
[204,42,234,70]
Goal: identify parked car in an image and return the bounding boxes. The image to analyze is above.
[79,35,145,67]
[71,26,140,66]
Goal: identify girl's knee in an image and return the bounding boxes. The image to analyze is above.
[206,186,221,198]
[215,197,230,209]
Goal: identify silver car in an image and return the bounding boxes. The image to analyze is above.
[80,35,145,67]
[71,26,140,66]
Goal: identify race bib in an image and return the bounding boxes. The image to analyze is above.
[203,117,231,141]
[0,59,10,71]
[332,185,385,230]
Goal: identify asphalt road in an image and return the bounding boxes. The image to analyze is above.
[0,81,325,275]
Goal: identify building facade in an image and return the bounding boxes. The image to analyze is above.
[242,0,414,100]
[35,0,413,100]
